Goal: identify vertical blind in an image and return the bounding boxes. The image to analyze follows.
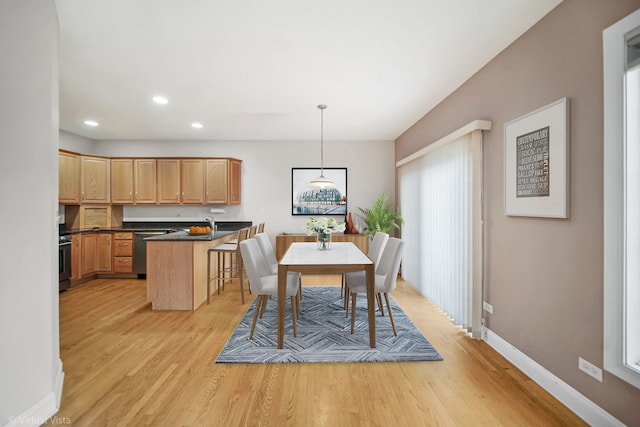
[398,134,473,330]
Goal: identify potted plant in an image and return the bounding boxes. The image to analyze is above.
[357,193,404,238]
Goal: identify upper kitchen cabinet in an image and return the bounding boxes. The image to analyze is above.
[60,151,242,206]
[181,159,206,204]
[205,159,227,204]
[59,151,80,204]
[81,155,111,203]
[134,159,157,204]
[111,158,157,204]
[205,158,242,205]
[156,159,181,204]
[228,158,242,205]
[110,159,134,204]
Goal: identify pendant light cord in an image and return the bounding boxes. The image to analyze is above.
[318,104,327,175]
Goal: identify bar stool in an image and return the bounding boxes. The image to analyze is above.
[207,227,250,304]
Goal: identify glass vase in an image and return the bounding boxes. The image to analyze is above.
[316,232,332,250]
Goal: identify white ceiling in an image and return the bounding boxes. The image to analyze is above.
[55,0,562,142]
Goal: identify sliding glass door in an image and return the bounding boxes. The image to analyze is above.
[398,128,483,336]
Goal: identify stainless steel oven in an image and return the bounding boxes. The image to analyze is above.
[59,234,72,291]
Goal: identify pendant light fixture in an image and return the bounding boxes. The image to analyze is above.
[308,104,336,189]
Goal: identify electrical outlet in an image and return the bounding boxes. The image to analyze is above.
[579,357,603,382]
[483,301,493,314]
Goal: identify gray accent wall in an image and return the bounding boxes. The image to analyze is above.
[395,0,640,424]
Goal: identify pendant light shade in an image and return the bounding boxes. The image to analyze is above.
[308,104,336,189]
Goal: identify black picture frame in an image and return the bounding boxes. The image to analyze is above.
[291,167,347,216]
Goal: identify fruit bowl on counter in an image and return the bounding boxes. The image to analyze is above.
[188,225,212,236]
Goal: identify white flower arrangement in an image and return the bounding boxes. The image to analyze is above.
[305,217,346,235]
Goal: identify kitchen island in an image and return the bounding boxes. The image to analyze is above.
[145,230,237,310]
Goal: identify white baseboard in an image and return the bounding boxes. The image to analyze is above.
[483,327,623,427]
[54,358,65,409]
[4,359,64,427]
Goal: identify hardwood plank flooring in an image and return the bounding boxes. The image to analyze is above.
[51,276,586,426]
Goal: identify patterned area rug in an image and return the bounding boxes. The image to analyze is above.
[215,286,443,363]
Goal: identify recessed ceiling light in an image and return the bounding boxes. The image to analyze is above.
[191,122,203,129]
[152,95,169,104]
[84,120,99,126]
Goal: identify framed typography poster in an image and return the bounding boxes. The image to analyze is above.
[504,97,570,218]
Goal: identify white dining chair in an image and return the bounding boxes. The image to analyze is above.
[240,238,301,340]
[345,237,404,336]
[255,232,303,305]
[343,231,389,312]
[254,233,278,274]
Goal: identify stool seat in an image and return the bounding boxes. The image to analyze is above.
[207,227,250,304]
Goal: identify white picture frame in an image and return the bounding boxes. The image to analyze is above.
[504,97,570,218]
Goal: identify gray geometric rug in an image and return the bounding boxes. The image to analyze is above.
[215,286,443,363]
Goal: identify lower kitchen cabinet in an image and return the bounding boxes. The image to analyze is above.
[97,232,112,272]
[79,231,112,277]
[71,234,81,281]
[113,232,133,273]
[80,232,98,277]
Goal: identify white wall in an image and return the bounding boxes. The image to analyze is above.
[0,1,62,425]
[60,138,396,244]
[59,130,95,153]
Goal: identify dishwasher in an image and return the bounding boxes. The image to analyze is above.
[133,231,168,276]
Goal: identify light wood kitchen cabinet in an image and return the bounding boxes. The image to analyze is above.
[60,151,243,207]
[228,158,242,205]
[111,158,157,204]
[59,151,81,204]
[71,234,81,281]
[156,159,181,204]
[181,159,205,204]
[65,204,123,230]
[133,159,156,204]
[205,158,242,204]
[205,159,228,204]
[97,232,112,273]
[80,232,112,276]
[111,159,134,204]
[80,232,98,277]
[113,232,133,273]
[81,155,111,203]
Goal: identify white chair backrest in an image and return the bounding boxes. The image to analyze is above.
[369,232,389,267]
[376,237,404,292]
[239,239,272,294]
[254,233,278,267]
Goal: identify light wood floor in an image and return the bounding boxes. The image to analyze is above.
[52,276,586,426]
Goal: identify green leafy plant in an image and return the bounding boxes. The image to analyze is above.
[357,193,404,238]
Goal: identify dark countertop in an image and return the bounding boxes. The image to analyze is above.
[144,230,236,242]
[59,220,252,236]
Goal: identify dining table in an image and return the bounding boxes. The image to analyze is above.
[277,241,376,349]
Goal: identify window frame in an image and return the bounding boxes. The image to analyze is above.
[603,7,640,390]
